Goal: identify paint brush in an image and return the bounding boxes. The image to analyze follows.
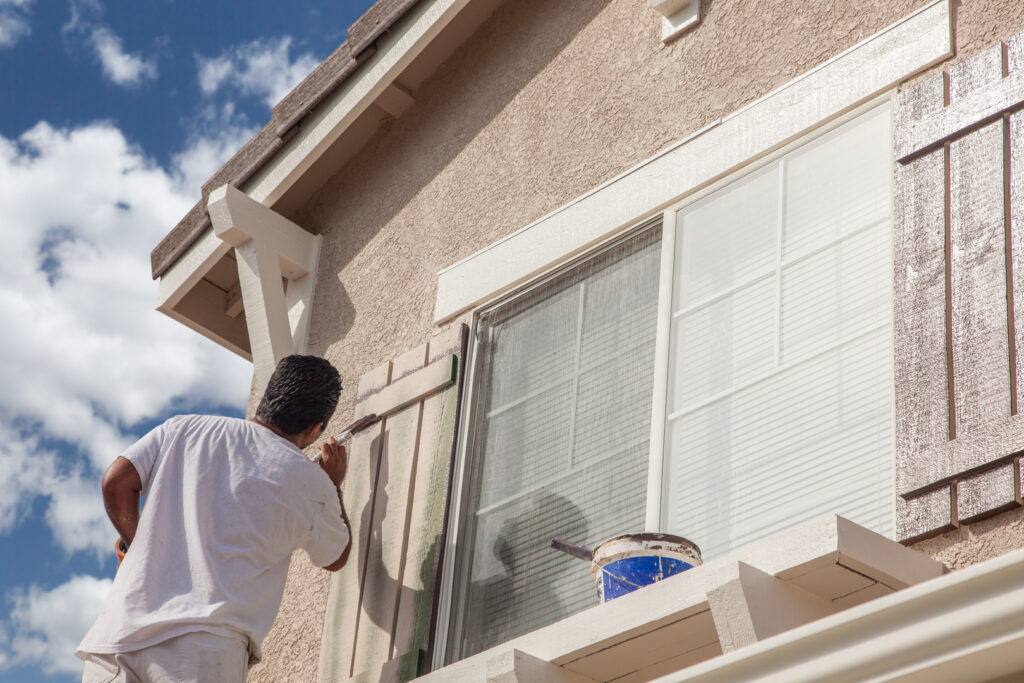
[312,413,381,463]
[333,413,380,442]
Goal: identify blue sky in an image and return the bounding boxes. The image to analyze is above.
[0,1,375,679]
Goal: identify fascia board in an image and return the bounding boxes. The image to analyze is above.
[433,0,953,323]
[244,0,478,207]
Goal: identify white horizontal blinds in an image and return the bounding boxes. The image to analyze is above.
[664,105,894,560]
[453,228,661,659]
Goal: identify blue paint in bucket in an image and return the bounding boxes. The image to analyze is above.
[589,533,702,603]
[599,555,694,601]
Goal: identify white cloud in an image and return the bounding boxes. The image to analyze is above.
[0,429,55,535]
[2,575,112,675]
[0,0,33,48]
[0,426,108,559]
[197,56,233,95]
[62,2,157,87]
[0,119,253,555]
[88,26,157,86]
[173,104,256,195]
[45,470,112,557]
[197,36,319,108]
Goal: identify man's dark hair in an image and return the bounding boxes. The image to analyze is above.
[256,355,342,436]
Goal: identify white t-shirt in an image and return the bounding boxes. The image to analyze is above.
[76,414,350,662]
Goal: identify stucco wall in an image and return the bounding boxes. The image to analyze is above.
[248,1,1024,681]
[911,506,1024,570]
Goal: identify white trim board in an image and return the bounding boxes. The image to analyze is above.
[433,0,952,323]
[154,0,488,359]
[208,185,323,397]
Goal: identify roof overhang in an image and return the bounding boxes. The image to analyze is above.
[152,0,503,363]
[155,229,248,359]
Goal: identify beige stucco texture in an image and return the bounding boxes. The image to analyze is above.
[912,506,1024,571]
[249,1,1024,681]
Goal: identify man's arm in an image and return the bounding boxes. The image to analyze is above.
[322,493,352,572]
[317,438,352,572]
[101,456,143,547]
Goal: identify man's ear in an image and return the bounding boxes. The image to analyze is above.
[300,421,324,446]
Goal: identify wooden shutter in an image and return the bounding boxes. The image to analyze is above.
[318,326,467,683]
[894,33,1024,542]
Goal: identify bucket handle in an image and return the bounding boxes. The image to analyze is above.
[550,537,593,562]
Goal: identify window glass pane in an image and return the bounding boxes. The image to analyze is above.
[667,330,893,558]
[669,278,776,413]
[451,227,661,660]
[664,104,893,560]
[487,286,578,408]
[478,383,574,509]
[783,105,891,259]
[780,219,891,363]
[675,164,777,307]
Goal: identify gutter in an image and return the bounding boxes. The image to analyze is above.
[653,547,1024,683]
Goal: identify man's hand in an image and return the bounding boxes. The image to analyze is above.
[317,437,347,488]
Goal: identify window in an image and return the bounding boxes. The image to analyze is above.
[446,228,662,660]
[661,105,894,557]
[443,102,894,663]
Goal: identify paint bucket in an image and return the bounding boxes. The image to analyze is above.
[590,533,702,602]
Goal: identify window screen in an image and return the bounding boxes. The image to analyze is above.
[664,104,894,559]
[449,226,661,660]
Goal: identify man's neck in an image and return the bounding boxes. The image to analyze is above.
[252,417,304,448]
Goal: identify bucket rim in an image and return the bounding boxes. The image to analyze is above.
[595,532,701,553]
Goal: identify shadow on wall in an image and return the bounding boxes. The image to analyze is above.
[302,0,614,337]
[350,427,440,679]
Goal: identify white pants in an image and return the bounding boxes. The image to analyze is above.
[80,631,248,683]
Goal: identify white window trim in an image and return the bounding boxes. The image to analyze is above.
[433,2,952,669]
[426,515,951,682]
[432,0,951,325]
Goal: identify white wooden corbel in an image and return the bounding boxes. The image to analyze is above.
[650,0,699,42]
[208,184,322,396]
